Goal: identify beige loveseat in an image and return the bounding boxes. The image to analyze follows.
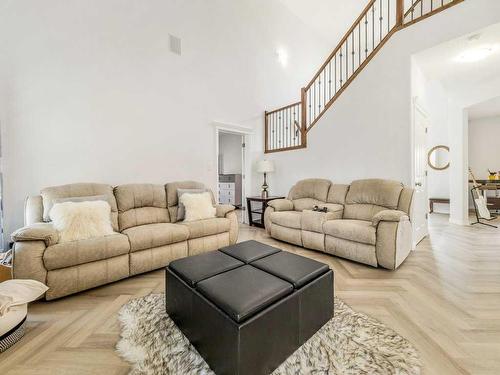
[11,181,238,300]
[264,179,414,269]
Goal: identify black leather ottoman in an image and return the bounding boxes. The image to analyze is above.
[166,240,334,375]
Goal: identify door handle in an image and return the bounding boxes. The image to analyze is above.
[415,182,422,187]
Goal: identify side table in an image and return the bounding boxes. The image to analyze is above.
[246,196,285,228]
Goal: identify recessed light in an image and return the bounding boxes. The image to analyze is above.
[455,45,497,63]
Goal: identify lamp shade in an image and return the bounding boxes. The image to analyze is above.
[256,160,275,173]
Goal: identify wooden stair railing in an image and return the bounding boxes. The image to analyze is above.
[264,0,464,153]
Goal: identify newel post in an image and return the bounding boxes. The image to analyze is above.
[300,87,307,147]
[396,0,404,26]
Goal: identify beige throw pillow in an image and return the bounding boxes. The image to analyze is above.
[49,201,114,243]
[179,192,216,222]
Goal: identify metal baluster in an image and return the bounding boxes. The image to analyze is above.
[318,75,322,114]
[352,32,355,73]
[379,0,383,41]
[328,61,332,100]
[365,14,368,58]
[340,49,343,87]
[283,108,289,147]
[372,5,375,52]
[358,21,361,67]
[387,0,390,34]
[289,107,292,148]
[271,113,274,150]
[346,43,349,80]
[313,80,316,122]
[346,38,349,79]
[292,106,296,145]
[334,54,337,93]
[277,113,281,148]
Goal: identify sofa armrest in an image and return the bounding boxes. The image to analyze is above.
[12,223,59,247]
[375,218,412,270]
[215,204,236,218]
[267,199,294,211]
[372,210,409,227]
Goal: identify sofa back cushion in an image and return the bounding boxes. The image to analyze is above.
[343,179,404,221]
[165,181,215,222]
[41,183,118,230]
[288,178,331,201]
[397,187,414,216]
[114,184,169,231]
[327,184,350,205]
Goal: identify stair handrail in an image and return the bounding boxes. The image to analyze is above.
[304,0,379,92]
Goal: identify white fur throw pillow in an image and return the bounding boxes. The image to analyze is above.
[49,201,114,243]
[179,192,216,222]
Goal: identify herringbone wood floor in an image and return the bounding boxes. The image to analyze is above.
[1,214,499,374]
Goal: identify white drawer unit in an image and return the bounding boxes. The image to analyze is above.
[218,175,242,207]
[219,194,235,205]
[218,182,235,191]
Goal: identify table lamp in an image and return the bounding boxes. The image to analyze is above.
[256,160,275,198]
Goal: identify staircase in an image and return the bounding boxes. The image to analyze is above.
[264,0,464,153]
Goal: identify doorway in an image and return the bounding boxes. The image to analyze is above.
[412,102,429,245]
[216,126,250,223]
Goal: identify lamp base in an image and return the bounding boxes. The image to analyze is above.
[261,172,269,198]
[261,188,269,199]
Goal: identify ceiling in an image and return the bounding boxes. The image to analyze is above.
[468,96,500,121]
[413,22,500,93]
[278,0,367,44]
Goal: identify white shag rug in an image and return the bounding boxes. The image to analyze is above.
[116,294,421,375]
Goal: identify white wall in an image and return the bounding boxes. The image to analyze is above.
[262,0,500,222]
[469,116,500,178]
[219,133,242,175]
[0,0,331,239]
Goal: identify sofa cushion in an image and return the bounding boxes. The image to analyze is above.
[176,188,207,221]
[220,240,281,263]
[180,192,216,222]
[288,179,331,202]
[196,265,293,323]
[251,251,329,289]
[40,183,118,230]
[323,219,376,245]
[301,210,342,233]
[170,251,243,287]
[270,211,301,229]
[397,187,414,215]
[49,201,115,243]
[343,204,388,221]
[180,217,230,239]
[165,181,215,223]
[114,184,169,231]
[123,223,189,252]
[345,179,403,209]
[327,184,350,205]
[43,233,130,270]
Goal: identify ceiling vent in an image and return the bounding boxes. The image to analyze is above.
[169,34,182,55]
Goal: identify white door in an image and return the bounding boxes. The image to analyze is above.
[413,105,429,246]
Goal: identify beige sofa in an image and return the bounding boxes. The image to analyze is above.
[11,181,238,300]
[264,179,414,269]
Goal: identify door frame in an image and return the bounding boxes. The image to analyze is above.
[213,122,253,224]
[411,97,429,247]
